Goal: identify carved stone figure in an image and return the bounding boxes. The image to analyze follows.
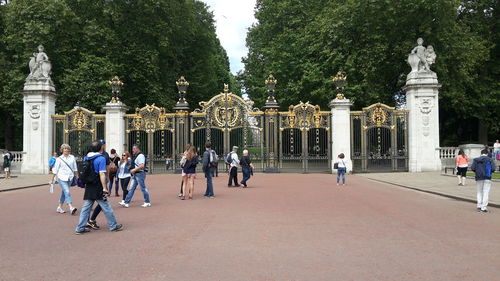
[407,38,437,73]
[27,45,52,80]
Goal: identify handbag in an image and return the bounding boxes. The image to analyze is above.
[334,162,339,169]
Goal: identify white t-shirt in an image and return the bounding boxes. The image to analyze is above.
[336,158,346,168]
[52,154,77,181]
[230,152,240,168]
[494,142,500,151]
[135,154,145,167]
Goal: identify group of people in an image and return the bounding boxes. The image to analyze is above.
[177,143,255,200]
[49,139,152,234]
[456,147,497,212]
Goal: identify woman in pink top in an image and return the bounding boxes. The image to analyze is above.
[455,149,468,186]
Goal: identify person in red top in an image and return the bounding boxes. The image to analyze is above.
[456,149,469,186]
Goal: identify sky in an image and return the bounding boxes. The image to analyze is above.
[201,0,257,74]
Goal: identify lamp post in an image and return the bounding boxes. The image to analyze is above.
[174,76,190,110]
[264,74,278,108]
[333,71,347,99]
[109,76,124,103]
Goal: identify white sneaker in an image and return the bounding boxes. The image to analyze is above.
[119,201,129,208]
[141,202,151,208]
[118,200,125,205]
[56,207,65,214]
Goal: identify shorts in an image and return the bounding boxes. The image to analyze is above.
[185,173,196,178]
[456,167,467,177]
[4,167,10,172]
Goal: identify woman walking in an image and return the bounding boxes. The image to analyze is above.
[108,149,120,196]
[50,144,78,215]
[335,153,347,186]
[456,149,469,186]
[240,149,254,187]
[181,146,198,200]
[118,152,132,204]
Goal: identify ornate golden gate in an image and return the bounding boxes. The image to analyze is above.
[278,102,331,172]
[125,105,175,173]
[52,107,105,158]
[350,103,408,172]
[190,85,265,171]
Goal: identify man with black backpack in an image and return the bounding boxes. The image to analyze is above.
[75,140,123,234]
[202,142,217,198]
[471,149,496,213]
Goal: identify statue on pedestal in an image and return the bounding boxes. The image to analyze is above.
[407,38,436,73]
[27,45,52,81]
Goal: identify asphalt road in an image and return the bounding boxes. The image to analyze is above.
[1,173,499,281]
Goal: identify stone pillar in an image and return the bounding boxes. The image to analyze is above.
[329,98,353,173]
[21,80,56,174]
[103,102,128,154]
[404,71,441,172]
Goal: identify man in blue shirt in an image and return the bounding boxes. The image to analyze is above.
[119,144,151,208]
[75,140,123,234]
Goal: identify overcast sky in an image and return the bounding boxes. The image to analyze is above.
[201,0,257,74]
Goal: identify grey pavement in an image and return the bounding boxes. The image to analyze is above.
[0,174,49,192]
[357,172,499,207]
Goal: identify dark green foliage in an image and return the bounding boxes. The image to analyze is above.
[241,0,499,145]
[0,0,231,150]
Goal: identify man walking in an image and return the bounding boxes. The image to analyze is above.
[202,142,216,198]
[471,149,496,213]
[227,146,240,187]
[119,144,151,208]
[75,140,122,234]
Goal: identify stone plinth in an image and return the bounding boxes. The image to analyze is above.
[329,98,353,173]
[103,102,128,154]
[21,82,56,174]
[459,144,486,164]
[404,71,441,172]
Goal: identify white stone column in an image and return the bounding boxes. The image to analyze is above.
[103,102,128,154]
[21,81,56,174]
[404,71,441,172]
[329,98,353,173]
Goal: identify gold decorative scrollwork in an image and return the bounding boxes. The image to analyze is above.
[126,104,174,133]
[281,101,329,130]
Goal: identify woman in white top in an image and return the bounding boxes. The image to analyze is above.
[494,140,500,160]
[118,151,132,204]
[50,144,78,215]
[335,153,347,186]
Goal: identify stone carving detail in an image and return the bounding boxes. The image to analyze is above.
[408,38,436,73]
[419,97,433,114]
[26,45,53,82]
[29,104,41,119]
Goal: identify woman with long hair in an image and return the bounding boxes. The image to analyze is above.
[456,149,469,186]
[335,153,347,186]
[50,144,78,215]
[118,152,132,204]
[181,146,198,200]
[179,144,192,198]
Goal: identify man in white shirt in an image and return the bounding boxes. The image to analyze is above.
[228,146,240,187]
[120,144,151,208]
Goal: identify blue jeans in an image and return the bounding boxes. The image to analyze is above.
[75,200,118,231]
[58,179,73,204]
[241,167,251,185]
[204,171,214,197]
[125,172,150,203]
[337,167,346,184]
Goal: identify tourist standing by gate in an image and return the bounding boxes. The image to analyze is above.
[335,153,347,186]
[494,139,500,160]
[2,150,14,179]
[120,144,151,208]
[202,142,216,198]
[471,149,496,213]
[50,144,78,215]
[240,149,254,187]
[108,149,120,196]
[118,152,132,204]
[181,146,198,200]
[455,149,469,186]
[227,146,240,187]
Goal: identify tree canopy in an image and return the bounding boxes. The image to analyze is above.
[0,0,232,150]
[241,0,499,145]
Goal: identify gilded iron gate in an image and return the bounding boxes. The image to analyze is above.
[278,102,331,173]
[190,85,264,172]
[125,105,175,173]
[52,107,105,159]
[350,103,408,172]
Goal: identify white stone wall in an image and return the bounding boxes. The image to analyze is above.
[329,98,353,173]
[103,102,128,155]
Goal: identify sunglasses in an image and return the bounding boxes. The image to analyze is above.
[122,154,126,157]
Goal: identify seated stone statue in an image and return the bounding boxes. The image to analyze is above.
[27,45,52,80]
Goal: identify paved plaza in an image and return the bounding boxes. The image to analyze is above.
[1,173,499,281]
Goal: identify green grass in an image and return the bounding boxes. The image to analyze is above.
[466,172,500,179]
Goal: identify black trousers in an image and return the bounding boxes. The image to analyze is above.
[120,177,131,201]
[228,166,238,186]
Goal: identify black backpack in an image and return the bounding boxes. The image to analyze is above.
[80,157,100,186]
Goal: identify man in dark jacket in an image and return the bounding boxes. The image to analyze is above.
[471,149,496,212]
[202,142,215,198]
